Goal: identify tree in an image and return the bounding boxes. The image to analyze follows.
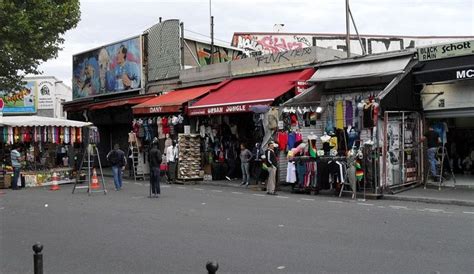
[0,0,81,90]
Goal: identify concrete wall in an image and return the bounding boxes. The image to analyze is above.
[179,46,346,85]
[232,33,474,56]
[24,76,72,118]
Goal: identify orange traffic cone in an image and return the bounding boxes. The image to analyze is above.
[91,169,100,190]
[50,172,60,191]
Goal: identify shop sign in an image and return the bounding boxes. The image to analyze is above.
[456,68,474,80]
[0,81,37,114]
[149,106,163,113]
[38,80,54,109]
[133,104,181,115]
[188,103,267,116]
[417,40,474,62]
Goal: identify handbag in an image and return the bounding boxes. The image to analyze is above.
[160,163,168,171]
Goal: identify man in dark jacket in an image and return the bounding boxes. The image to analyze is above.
[149,141,162,198]
[107,144,127,191]
[265,141,278,195]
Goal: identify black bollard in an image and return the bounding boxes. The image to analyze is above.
[32,243,43,274]
[206,261,219,274]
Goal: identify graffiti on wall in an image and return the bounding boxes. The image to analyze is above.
[234,34,312,55]
[196,42,245,66]
[73,36,142,99]
[232,33,470,56]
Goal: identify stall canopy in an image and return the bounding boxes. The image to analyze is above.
[282,85,321,106]
[0,115,92,127]
[188,68,315,116]
[413,54,474,84]
[132,82,226,115]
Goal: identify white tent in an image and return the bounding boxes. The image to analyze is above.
[0,115,92,127]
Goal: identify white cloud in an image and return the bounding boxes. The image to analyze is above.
[36,0,474,86]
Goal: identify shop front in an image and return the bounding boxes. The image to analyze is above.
[414,46,474,188]
[280,51,422,196]
[187,68,315,182]
[0,115,92,189]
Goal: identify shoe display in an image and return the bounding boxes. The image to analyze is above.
[177,134,204,180]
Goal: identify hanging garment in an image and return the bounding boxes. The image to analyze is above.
[296,111,305,128]
[290,114,298,127]
[355,159,364,182]
[277,131,288,151]
[304,161,316,187]
[335,128,348,153]
[335,100,344,129]
[309,139,317,158]
[296,161,306,187]
[295,132,303,143]
[309,111,317,125]
[348,130,359,149]
[329,136,338,151]
[363,103,375,128]
[317,161,330,189]
[287,132,296,150]
[325,103,334,133]
[286,162,297,183]
[162,117,170,135]
[345,100,353,127]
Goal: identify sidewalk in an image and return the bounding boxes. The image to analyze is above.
[384,186,474,207]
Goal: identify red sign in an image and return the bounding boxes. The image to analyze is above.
[188,103,270,116]
[132,104,181,115]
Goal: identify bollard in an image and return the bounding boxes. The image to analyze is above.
[206,261,219,274]
[32,243,43,274]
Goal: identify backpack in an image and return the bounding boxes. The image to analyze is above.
[108,150,120,165]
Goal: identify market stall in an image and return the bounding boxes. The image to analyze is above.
[0,115,92,189]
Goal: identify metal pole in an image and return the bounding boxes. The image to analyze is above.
[210,16,214,65]
[33,243,43,274]
[159,17,162,23]
[348,7,366,55]
[345,0,351,57]
[180,22,185,69]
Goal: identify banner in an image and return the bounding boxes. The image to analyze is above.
[417,40,474,62]
[73,36,142,99]
[0,81,37,114]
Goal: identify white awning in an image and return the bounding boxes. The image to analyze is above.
[309,56,412,82]
[0,115,92,127]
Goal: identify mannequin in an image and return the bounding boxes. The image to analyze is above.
[321,132,331,155]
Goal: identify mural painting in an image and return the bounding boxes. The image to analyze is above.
[72,36,142,99]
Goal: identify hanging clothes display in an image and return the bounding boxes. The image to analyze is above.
[335,100,344,129]
[345,100,353,127]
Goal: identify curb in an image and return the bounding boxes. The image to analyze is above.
[383,194,474,207]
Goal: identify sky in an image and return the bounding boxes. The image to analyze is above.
[38,0,474,86]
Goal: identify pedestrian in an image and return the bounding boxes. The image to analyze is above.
[10,145,23,190]
[149,141,162,198]
[166,140,178,184]
[239,143,252,187]
[265,141,278,195]
[421,125,441,180]
[107,144,127,191]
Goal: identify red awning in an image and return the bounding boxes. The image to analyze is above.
[88,95,156,110]
[132,83,222,115]
[188,68,315,116]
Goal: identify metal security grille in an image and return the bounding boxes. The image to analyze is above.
[147,19,181,81]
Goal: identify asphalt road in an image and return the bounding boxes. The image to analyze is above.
[1,179,473,274]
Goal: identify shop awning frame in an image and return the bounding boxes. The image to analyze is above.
[188,68,315,116]
[0,115,92,127]
[282,85,321,107]
[309,55,412,83]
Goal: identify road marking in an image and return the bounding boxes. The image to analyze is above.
[389,205,409,210]
[421,208,444,213]
[463,211,474,214]
[134,182,143,186]
[278,224,285,227]
[201,203,206,205]
[0,207,5,210]
[177,186,186,189]
[301,198,315,201]
[277,266,286,270]
[193,188,204,191]
[211,190,223,193]
[377,206,385,208]
[357,203,374,206]
[161,185,170,188]
[328,200,344,204]
[276,196,289,199]
[253,194,265,197]
[231,191,243,194]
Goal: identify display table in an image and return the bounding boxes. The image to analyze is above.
[21,167,75,187]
